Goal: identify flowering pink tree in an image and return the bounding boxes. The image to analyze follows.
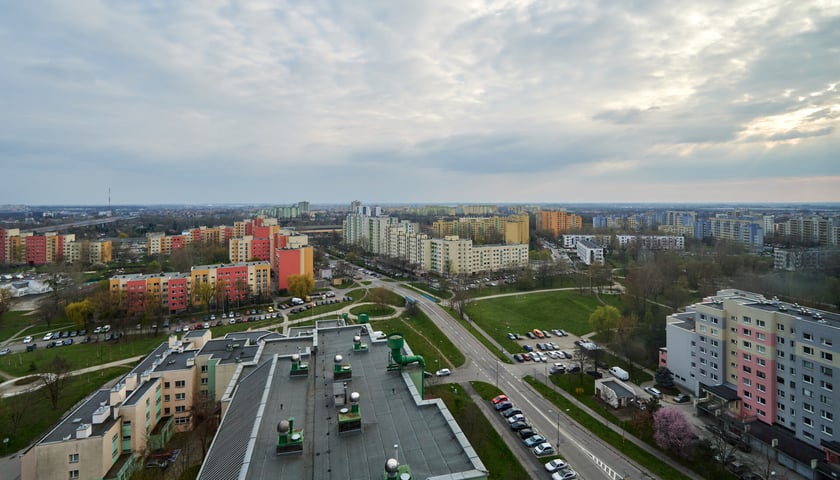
[653,407,696,454]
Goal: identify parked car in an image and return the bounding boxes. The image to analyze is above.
[513,354,524,362]
[26,343,37,352]
[585,369,603,378]
[63,338,74,346]
[510,421,530,432]
[491,394,508,405]
[644,386,663,399]
[494,401,513,412]
[674,393,691,403]
[23,335,32,343]
[502,409,522,418]
[523,435,546,447]
[533,442,555,456]
[43,332,54,341]
[518,428,536,439]
[552,470,577,480]
[545,459,569,473]
[435,368,451,377]
[506,414,525,424]
[522,344,533,352]
[0,348,11,356]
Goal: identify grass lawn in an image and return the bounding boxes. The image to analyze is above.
[371,310,465,368]
[349,304,396,318]
[426,382,528,480]
[346,288,367,301]
[408,282,452,299]
[1,334,167,377]
[465,290,622,352]
[0,366,129,452]
[0,310,74,343]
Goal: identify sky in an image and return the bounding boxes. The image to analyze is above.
[1,1,839,205]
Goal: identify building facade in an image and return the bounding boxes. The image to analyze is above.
[536,209,583,237]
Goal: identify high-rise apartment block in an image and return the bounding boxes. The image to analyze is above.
[0,229,112,266]
[776,215,840,247]
[665,290,840,455]
[536,209,582,237]
[431,214,529,245]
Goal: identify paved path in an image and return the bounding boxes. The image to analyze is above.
[0,355,144,398]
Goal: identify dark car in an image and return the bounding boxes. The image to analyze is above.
[64,338,74,345]
[518,428,536,439]
[526,331,536,339]
[510,421,530,431]
[494,401,513,411]
[585,369,603,378]
[26,343,38,352]
[522,344,533,352]
[674,393,691,403]
[502,408,522,418]
[513,354,524,362]
[568,366,581,373]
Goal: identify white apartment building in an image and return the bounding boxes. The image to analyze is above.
[615,235,685,250]
[576,240,605,266]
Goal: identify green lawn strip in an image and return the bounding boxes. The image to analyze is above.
[0,366,129,452]
[349,305,396,317]
[372,311,465,368]
[596,351,653,383]
[408,282,452,299]
[525,377,691,480]
[443,307,512,364]
[465,290,622,341]
[1,335,167,377]
[427,383,528,480]
[470,380,502,400]
[208,319,282,337]
[346,288,367,301]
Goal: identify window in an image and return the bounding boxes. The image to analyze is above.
[804,417,813,427]
[804,402,814,413]
[757,345,766,354]
[779,337,786,344]
[175,416,190,425]
[820,394,833,406]
[822,352,834,361]
[804,388,813,398]
[777,324,785,331]
[822,337,833,347]
[804,360,814,369]
[201,378,208,384]
[175,405,186,413]
[175,393,186,401]
[201,365,208,373]
[744,391,752,399]
[756,319,766,327]
[164,408,170,415]
[822,366,833,377]
[164,395,170,402]
[164,382,170,389]
[743,328,752,336]
[68,454,79,464]
[821,380,833,391]
[743,378,752,386]
[805,374,814,384]
[823,425,834,436]
[757,333,766,341]
[711,373,719,380]
[743,316,752,324]
[803,346,814,355]
[804,332,814,341]
[743,365,752,374]
[822,410,834,421]
[757,384,766,392]
[743,353,751,361]
[69,471,79,479]
[757,371,766,379]
[175,380,186,388]
[743,341,752,349]
[757,358,766,366]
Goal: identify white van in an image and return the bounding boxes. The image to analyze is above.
[609,366,630,380]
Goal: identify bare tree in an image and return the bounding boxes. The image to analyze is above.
[39,356,72,410]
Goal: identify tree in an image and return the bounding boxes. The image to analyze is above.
[233,278,249,309]
[653,407,697,455]
[0,287,11,320]
[287,274,314,300]
[589,305,620,342]
[65,299,95,330]
[655,367,675,389]
[367,287,390,309]
[195,281,216,313]
[39,356,72,410]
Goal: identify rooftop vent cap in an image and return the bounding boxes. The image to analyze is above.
[334,354,343,364]
[277,420,290,434]
[385,459,399,474]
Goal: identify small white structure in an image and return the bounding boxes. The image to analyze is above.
[594,378,636,409]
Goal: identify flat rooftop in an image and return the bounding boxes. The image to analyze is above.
[42,389,117,443]
[198,324,486,480]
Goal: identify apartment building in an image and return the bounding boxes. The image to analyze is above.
[665,289,840,452]
[774,248,838,271]
[422,236,528,276]
[536,209,583,237]
[615,235,685,250]
[190,261,271,306]
[431,214,529,245]
[709,215,766,249]
[776,215,840,247]
[342,211,399,255]
[562,234,611,249]
[109,272,191,314]
[576,240,605,266]
[145,226,231,256]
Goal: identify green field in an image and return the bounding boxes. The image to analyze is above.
[0,366,129,452]
[0,310,74,343]
[371,310,465,369]
[349,304,396,318]
[427,382,528,480]
[465,290,622,352]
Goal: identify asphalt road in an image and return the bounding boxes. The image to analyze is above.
[376,279,659,480]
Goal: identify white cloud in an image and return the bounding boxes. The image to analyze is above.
[0,0,838,203]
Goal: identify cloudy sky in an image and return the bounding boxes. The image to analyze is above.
[1,1,839,205]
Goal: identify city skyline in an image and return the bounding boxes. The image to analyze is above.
[1,1,839,205]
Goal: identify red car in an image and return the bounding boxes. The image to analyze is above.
[491,394,509,405]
